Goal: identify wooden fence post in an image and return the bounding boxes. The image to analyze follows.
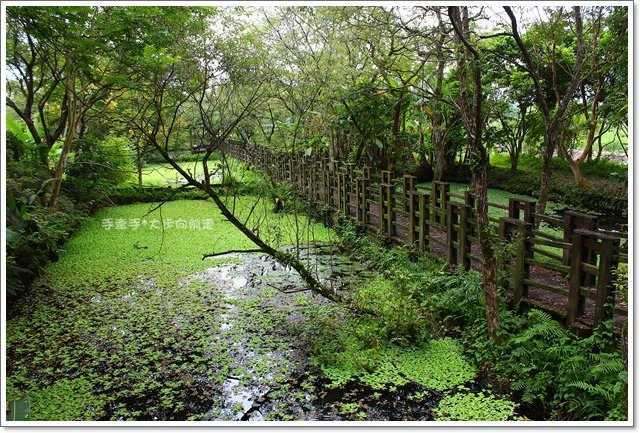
[341,171,349,217]
[403,175,416,212]
[431,181,450,228]
[567,229,620,327]
[563,211,598,266]
[594,235,619,325]
[508,197,536,225]
[499,217,533,308]
[355,177,362,225]
[379,171,394,241]
[408,190,416,245]
[567,231,587,325]
[464,191,476,208]
[362,167,370,228]
[345,163,354,217]
[331,160,339,208]
[418,193,429,253]
[447,202,471,269]
[322,158,330,205]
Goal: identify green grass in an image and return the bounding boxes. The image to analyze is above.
[138,161,219,187]
[6,198,337,420]
[137,157,264,188]
[415,181,566,264]
[595,129,628,154]
[417,181,564,220]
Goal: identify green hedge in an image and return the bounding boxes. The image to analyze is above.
[102,185,209,205]
[487,167,627,222]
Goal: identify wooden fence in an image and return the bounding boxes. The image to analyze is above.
[224,140,628,331]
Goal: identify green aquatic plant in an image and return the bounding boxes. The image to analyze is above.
[312,334,476,392]
[27,378,106,421]
[434,392,517,421]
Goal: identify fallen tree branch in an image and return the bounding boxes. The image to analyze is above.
[142,184,190,218]
[202,249,264,260]
[265,282,310,294]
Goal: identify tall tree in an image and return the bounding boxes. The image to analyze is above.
[7,7,128,207]
[504,6,586,214]
[448,6,500,342]
[556,7,628,184]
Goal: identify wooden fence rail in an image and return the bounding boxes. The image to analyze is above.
[224,140,628,331]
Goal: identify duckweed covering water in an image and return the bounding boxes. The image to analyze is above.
[6,199,336,421]
[316,338,475,391]
[7,198,518,422]
[434,392,518,421]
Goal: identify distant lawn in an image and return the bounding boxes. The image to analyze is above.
[416,181,564,240]
[139,158,263,188]
[595,128,628,155]
[140,160,221,187]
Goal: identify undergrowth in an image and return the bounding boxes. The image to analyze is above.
[335,219,628,421]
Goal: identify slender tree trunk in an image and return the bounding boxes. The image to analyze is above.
[136,140,144,188]
[504,6,585,217]
[432,8,448,181]
[567,159,588,186]
[536,126,556,218]
[510,151,518,175]
[48,67,79,208]
[449,6,500,343]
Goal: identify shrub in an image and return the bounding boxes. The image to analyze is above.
[7,205,86,300]
[336,221,628,421]
[66,136,134,198]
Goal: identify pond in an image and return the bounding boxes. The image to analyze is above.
[6,202,518,422]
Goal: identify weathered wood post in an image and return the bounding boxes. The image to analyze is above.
[331,160,339,208]
[408,189,417,245]
[355,177,363,226]
[343,163,353,217]
[361,167,370,228]
[464,191,476,208]
[508,197,537,225]
[499,217,534,308]
[340,170,349,217]
[594,234,619,325]
[379,171,394,241]
[567,229,620,327]
[310,157,318,202]
[402,175,415,212]
[563,211,598,266]
[288,157,294,184]
[431,181,450,228]
[322,157,330,205]
[417,192,429,253]
[447,202,471,269]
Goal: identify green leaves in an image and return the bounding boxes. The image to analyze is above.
[435,392,517,421]
[312,335,476,393]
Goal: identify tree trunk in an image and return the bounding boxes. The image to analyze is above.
[510,151,518,175]
[48,68,79,208]
[567,159,588,186]
[136,141,144,188]
[433,142,448,181]
[475,168,501,342]
[449,5,500,343]
[431,8,448,181]
[536,126,556,217]
[505,6,585,217]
